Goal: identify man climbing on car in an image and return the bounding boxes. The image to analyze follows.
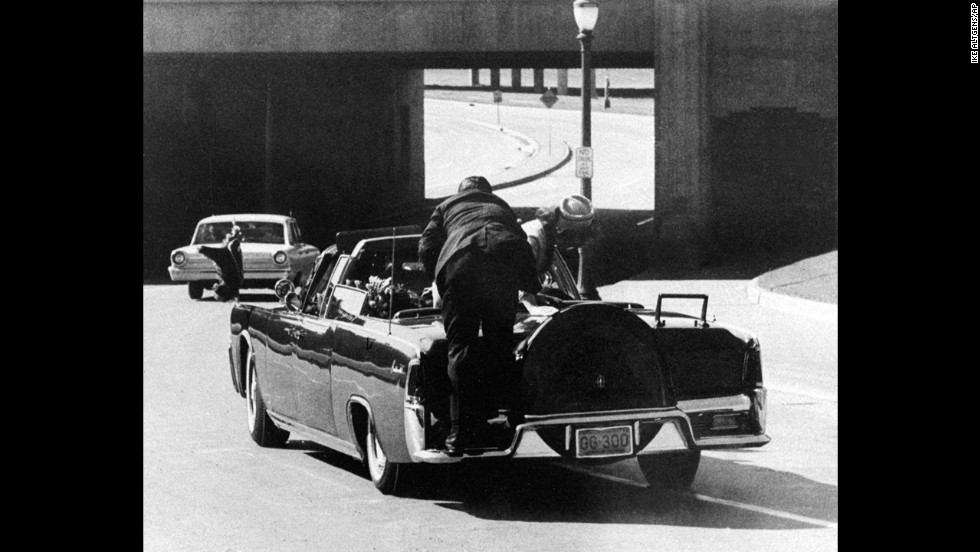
[419,176,540,455]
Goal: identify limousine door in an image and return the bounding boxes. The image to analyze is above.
[261,310,303,419]
[293,316,336,434]
[289,252,345,434]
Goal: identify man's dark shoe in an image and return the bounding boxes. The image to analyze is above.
[444,422,491,455]
[431,419,451,449]
[444,430,466,456]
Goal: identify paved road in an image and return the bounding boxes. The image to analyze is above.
[146,98,835,551]
[425,112,534,197]
[424,98,656,210]
[143,283,837,552]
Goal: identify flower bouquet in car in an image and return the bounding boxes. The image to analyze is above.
[365,276,413,318]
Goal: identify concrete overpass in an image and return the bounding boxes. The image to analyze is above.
[143,0,837,280]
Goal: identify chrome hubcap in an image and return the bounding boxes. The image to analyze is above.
[368,425,387,480]
[246,357,256,432]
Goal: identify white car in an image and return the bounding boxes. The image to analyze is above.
[168,214,320,299]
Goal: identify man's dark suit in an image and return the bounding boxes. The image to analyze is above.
[419,188,539,451]
[198,234,243,301]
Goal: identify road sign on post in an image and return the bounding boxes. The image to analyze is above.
[604,75,611,109]
[540,89,558,109]
[492,89,503,126]
[540,89,560,155]
[575,147,594,179]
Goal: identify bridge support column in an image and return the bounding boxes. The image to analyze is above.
[704,0,838,257]
[651,0,711,268]
[533,69,545,93]
[470,69,481,86]
[490,68,500,89]
[511,68,522,89]
[556,69,568,95]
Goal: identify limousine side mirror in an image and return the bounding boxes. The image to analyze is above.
[284,291,302,312]
[274,278,295,301]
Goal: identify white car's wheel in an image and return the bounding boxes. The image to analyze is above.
[246,353,289,447]
[188,282,204,300]
[365,416,410,495]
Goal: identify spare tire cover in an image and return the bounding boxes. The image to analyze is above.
[521,303,668,415]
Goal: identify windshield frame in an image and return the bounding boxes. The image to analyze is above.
[546,249,583,301]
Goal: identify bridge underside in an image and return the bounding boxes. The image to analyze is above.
[143,55,425,275]
[143,0,837,282]
[143,0,657,57]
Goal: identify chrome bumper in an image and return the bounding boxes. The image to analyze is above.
[405,388,770,464]
[168,267,291,282]
[677,388,770,449]
[168,267,218,281]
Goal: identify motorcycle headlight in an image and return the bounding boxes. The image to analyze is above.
[172,252,185,265]
[273,251,287,265]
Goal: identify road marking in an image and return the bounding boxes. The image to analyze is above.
[692,493,838,529]
[193,447,255,455]
[192,446,349,491]
[768,384,838,403]
[559,464,837,529]
[558,464,648,487]
[263,455,356,491]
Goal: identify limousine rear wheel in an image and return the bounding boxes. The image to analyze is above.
[246,355,289,447]
[637,451,701,489]
[365,417,409,495]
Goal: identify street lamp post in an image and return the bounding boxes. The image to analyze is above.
[573,0,600,299]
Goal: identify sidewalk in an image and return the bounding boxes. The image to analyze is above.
[753,250,837,305]
[477,123,573,191]
[599,250,838,320]
[747,250,837,318]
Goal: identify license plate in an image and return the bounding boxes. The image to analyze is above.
[711,414,740,430]
[575,426,633,458]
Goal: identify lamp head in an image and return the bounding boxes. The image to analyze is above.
[573,0,599,34]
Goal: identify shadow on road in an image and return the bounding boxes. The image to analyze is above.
[287,440,371,479]
[235,292,279,304]
[185,293,277,304]
[422,460,835,530]
[291,437,836,530]
[188,293,278,304]
[142,281,280,304]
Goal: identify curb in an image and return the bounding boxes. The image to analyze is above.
[491,141,572,191]
[747,277,837,321]
[465,119,540,158]
[427,119,573,200]
[462,119,572,191]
